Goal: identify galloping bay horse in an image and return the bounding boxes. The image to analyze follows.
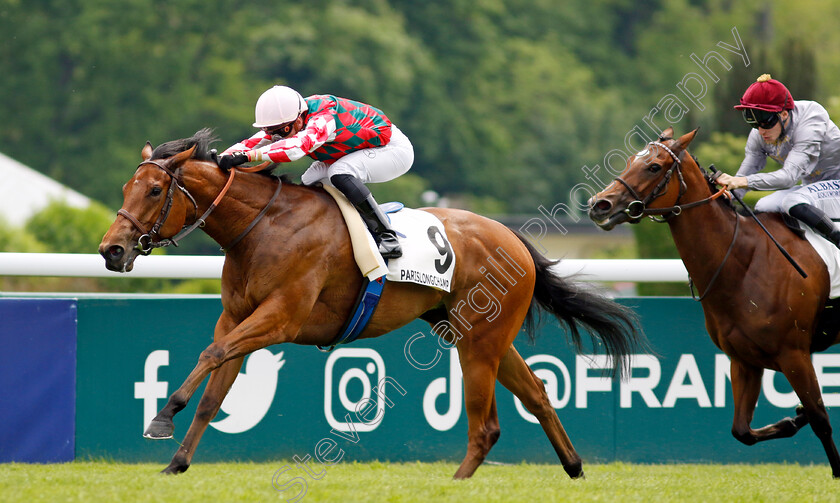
[588,127,840,478]
[99,129,643,478]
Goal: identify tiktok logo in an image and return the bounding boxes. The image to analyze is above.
[422,348,462,431]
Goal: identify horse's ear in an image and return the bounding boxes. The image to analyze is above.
[659,127,674,141]
[167,144,197,167]
[673,127,700,151]
[141,142,153,161]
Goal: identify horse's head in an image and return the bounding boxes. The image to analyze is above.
[588,128,699,230]
[99,134,212,272]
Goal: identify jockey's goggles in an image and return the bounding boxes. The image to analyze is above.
[742,108,780,130]
[263,120,296,138]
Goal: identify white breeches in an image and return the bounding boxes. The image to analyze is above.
[301,124,414,186]
[754,181,840,218]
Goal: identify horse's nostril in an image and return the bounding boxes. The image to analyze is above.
[108,245,124,260]
[595,200,612,212]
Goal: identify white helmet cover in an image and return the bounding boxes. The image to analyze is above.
[253,86,307,128]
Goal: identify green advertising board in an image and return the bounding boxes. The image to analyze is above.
[70,296,840,468]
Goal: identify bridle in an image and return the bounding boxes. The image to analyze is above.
[117,157,277,255]
[614,141,727,222]
[612,140,735,301]
[117,159,200,255]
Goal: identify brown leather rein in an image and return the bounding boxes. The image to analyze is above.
[613,141,727,222]
[117,158,274,255]
[613,141,733,301]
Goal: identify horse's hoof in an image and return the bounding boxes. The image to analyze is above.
[143,419,174,439]
[796,404,805,415]
[564,461,584,479]
[160,463,189,475]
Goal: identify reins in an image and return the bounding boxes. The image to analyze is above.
[117,157,273,255]
[614,141,727,222]
[688,211,740,301]
[615,140,736,300]
[614,140,806,300]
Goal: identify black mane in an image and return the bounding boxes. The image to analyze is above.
[151,128,218,161]
[148,130,304,182]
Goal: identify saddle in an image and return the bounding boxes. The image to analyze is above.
[322,185,388,280]
[781,213,807,239]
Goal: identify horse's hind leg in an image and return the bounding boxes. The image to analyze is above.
[730,358,808,445]
[453,348,502,480]
[161,356,244,474]
[778,353,840,478]
[497,346,583,479]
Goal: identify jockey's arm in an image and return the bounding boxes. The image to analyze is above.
[222,131,271,155]
[246,114,338,163]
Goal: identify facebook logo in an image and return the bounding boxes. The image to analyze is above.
[134,350,169,433]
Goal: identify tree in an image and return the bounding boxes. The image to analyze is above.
[25,201,115,254]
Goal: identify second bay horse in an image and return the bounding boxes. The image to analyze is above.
[588,127,840,478]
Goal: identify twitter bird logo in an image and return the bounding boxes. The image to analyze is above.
[209,349,285,434]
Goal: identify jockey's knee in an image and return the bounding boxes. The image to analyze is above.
[755,196,782,213]
[780,192,815,215]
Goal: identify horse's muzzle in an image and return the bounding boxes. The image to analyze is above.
[588,198,628,230]
[99,244,137,273]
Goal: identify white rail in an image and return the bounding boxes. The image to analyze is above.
[553,259,688,282]
[0,253,688,282]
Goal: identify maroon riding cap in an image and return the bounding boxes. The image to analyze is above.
[734,74,794,112]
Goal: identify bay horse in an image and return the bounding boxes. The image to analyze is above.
[588,127,840,478]
[99,129,643,478]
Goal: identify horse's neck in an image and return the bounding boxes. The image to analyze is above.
[181,165,296,248]
[666,170,740,284]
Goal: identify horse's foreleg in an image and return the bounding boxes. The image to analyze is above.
[730,358,806,445]
[779,353,840,478]
[497,346,583,479]
[161,356,244,475]
[146,297,300,441]
[144,312,240,440]
[453,352,501,480]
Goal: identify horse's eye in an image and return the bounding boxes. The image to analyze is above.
[150,186,163,197]
[648,163,662,174]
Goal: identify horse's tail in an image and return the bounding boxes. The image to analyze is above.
[516,232,645,377]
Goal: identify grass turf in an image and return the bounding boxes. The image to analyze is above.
[1,461,838,502]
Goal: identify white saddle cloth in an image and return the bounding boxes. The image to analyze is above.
[324,187,455,292]
[803,228,840,298]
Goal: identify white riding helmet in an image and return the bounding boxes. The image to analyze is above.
[252,85,307,128]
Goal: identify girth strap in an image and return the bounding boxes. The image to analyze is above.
[317,275,387,352]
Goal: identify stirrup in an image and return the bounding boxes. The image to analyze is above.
[378,232,402,259]
[379,245,402,259]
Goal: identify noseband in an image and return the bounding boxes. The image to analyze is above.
[612,140,734,301]
[117,159,199,255]
[613,141,689,221]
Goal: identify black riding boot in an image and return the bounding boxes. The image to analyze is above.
[331,174,402,259]
[789,203,840,249]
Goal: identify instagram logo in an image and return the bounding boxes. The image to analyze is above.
[324,348,387,432]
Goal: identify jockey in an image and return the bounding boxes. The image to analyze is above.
[219,85,413,259]
[716,74,840,249]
